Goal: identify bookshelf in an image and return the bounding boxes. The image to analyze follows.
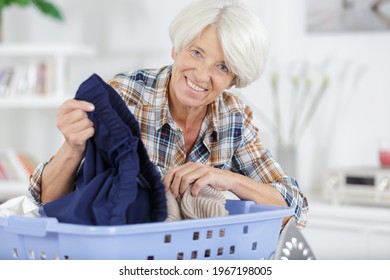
[0,97,64,108]
[0,43,95,203]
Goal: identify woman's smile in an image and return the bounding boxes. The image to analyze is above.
[185,77,207,93]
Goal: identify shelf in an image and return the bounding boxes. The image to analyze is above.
[0,43,93,201]
[0,97,66,109]
[0,181,29,203]
[0,43,96,57]
[308,199,390,224]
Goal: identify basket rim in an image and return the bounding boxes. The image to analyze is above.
[49,206,293,236]
[1,202,294,237]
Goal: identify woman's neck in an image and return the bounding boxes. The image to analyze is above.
[168,95,207,132]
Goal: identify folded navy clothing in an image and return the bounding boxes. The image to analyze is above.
[41,73,167,225]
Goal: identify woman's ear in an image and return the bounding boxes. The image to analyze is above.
[171,48,176,60]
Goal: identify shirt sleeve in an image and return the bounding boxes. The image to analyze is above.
[28,161,50,206]
[233,107,309,229]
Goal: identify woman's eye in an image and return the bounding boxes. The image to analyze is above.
[191,50,202,58]
[218,64,229,73]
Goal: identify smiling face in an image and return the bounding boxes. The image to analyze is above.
[169,25,235,115]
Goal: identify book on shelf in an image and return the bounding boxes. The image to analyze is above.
[0,150,38,182]
[0,60,55,98]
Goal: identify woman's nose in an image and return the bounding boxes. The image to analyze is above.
[195,63,211,82]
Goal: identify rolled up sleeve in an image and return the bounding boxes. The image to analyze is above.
[28,161,49,206]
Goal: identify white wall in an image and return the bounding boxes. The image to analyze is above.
[3,0,390,193]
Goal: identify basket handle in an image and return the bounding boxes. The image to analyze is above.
[5,216,59,237]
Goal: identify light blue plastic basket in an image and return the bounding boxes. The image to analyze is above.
[0,200,293,260]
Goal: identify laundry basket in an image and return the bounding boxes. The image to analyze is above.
[0,200,293,260]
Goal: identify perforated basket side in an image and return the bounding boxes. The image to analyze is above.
[51,202,293,260]
[54,215,281,260]
[0,217,24,259]
[0,200,294,260]
[0,216,62,260]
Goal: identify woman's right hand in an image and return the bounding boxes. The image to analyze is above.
[56,99,95,155]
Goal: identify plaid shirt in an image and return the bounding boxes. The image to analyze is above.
[28,65,308,228]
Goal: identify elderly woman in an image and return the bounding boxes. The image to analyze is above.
[29,0,308,228]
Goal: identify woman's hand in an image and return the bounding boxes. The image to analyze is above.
[163,162,235,198]
[56,99,95,155]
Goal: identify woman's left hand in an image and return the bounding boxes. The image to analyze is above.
[163,162,235,198]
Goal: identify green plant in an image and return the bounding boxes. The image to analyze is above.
[0,0,63,21]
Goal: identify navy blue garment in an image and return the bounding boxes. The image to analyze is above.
[40,73,167,225]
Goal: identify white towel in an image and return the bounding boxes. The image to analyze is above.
[0,195,40,218]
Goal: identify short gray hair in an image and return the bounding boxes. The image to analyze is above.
[169,0,269,88]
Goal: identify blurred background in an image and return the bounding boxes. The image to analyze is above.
[1,0,390,259]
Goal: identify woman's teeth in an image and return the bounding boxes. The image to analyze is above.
[187,78,206,92]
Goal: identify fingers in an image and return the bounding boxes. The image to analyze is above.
[164,163,200,197]
[164,163,215,198]
[60,99,95,113]
[163,165,187,197]
[56,99,95,153]
[189,167,225,196]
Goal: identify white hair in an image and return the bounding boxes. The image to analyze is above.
[169,0,269,88]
